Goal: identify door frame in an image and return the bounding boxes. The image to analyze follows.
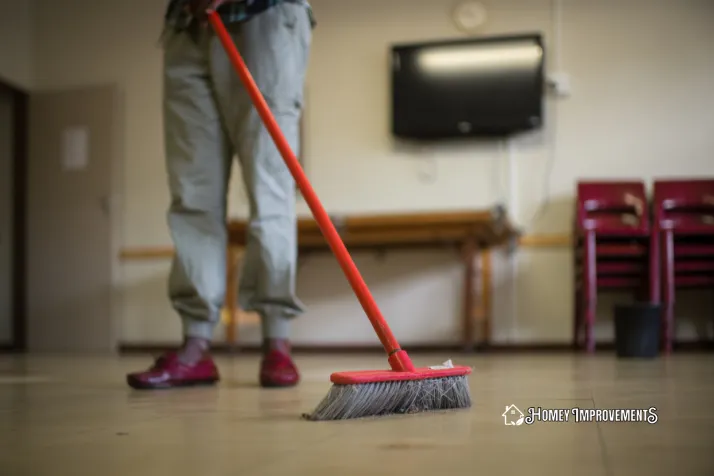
[0,78,28,353]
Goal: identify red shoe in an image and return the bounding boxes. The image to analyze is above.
[260,350,300,388]
[126,352,220,390]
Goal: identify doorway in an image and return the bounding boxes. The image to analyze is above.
[0,87,13,347]
[26,85,120,352]
[0,80,27,352]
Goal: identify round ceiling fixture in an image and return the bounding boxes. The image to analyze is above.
[452,1,488,33]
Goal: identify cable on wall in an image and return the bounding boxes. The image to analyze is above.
[523,0,564,230]
[553,0,563,71]
[507,137,519,342]
[416,146,438,184]
[507,0,565,342]
[494,140,508,207]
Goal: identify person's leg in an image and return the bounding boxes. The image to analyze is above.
[127,26,232,389]
[164,27,233,363]
[209,3,311,386]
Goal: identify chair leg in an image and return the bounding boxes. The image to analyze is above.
[709,289,714,348]
[585,298,596,353]
[584,232,597,354]
[573,280,585,350]
[573,285,582,349]
[711,289,714,349]
[649,230,660,304]
[662,230,674,355]
[573,243,581,350]
[663,303,674,355]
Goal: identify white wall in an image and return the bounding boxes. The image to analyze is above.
[0,89,13,344]
[0,0,34,89]
[32,0,714,346]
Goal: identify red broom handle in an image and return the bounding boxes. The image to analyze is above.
[207,12,414,372]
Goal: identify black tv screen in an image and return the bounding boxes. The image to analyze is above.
[391,33,545,140]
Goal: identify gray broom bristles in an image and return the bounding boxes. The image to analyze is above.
[302,376,471,421]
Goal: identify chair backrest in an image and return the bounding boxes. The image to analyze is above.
[575,181,649,234]
[653,179,714,232]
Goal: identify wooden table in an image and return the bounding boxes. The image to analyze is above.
[223,208,518,350]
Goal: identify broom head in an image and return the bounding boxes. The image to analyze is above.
[303,365,472,421]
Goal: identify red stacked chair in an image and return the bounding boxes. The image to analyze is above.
[574,181,658,353]
[653,179,714,354]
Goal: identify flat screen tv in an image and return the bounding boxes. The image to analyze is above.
[391,33,545,140]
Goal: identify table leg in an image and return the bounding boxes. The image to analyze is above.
[224,245,242,348]
[479,249,493,349]
[461,239,477,352]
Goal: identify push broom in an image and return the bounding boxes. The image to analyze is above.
[207,11,472,420]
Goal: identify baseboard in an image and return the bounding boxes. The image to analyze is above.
[117,340,714,354]
[0,343,19,353]
[118,342,467,354]
[486,341,714,352]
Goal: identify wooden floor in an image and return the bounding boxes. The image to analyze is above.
[1,353,713,475]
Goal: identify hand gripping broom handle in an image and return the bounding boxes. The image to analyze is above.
[207,12,415,373]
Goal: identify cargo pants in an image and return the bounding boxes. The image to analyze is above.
[162,2,311,340]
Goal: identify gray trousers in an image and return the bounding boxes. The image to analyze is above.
[162,3,311,341]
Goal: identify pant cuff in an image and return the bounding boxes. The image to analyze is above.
[182,317,216,341]
[261,314,291,340]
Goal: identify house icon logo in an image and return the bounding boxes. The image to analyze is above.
[502,404,525,426]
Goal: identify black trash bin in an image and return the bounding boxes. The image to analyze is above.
[614,303,661,358]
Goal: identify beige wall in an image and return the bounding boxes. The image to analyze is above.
[32,0,714,345]
[0,0,34,89]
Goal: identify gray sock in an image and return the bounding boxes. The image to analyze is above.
[178,337,209,364]
[261,315,290,340]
